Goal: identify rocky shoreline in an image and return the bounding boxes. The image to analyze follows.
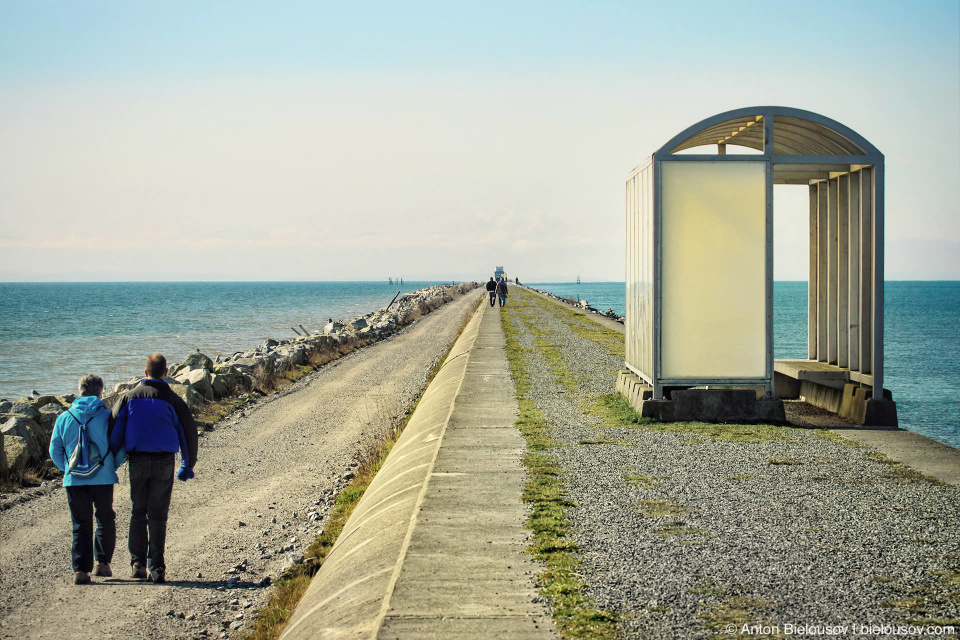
[0,283,475,479]
[523,285,625,323]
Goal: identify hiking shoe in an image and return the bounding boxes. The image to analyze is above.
[94,562,112,577]
[131,562,147,580]
[74,571,91,585]
[148,568,165,584]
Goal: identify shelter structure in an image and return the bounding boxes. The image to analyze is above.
[617,106,897,425]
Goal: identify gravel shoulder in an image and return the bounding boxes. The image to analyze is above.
[0,290,481,640]
[503,288,960,639]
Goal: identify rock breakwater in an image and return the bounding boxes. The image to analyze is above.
[525,285,625,323]
[1,283,475,477]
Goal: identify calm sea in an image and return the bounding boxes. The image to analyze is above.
[530,281,960,450]
[0,281,444,400]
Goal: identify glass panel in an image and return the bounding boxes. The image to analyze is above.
[661,161,767,378]
[625,161,656,382]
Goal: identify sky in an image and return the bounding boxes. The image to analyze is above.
[1,0,958,282]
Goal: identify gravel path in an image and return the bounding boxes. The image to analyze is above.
[0,290,481,640]
[503,288,960,639]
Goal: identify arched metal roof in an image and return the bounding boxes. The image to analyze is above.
[657,106,882,158]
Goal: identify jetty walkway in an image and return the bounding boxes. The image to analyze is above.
[280,288,960,639]
[280,295,557,639]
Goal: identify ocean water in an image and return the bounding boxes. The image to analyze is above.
[0,281,444,399]
[529,281,960,450]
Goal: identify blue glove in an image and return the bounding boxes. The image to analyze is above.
[177,465,195,482]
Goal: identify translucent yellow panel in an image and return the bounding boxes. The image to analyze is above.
[661,161,767,378]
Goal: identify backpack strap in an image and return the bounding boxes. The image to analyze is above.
[66,408,96,428]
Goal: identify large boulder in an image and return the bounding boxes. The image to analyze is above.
[169,383,204,412]
[3,434,30,474]
[374,317,397,333]
[4,402,41,422]
[1,417,45,462]
[210,373,231,399]
[323,321,344,335]
[58,394,77,405]
[182,352,214,372]
[100,391,120,410]
[114,380,140,394]
[32,395,61,409]
[38,404,64,439]
[347,318,368,332]
[185,369,214,402]
[228,358,260,372]
[281,346,307,367]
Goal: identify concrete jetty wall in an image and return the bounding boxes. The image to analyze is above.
[278,301,485,639]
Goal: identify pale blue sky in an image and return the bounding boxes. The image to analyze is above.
[1,1,957,280]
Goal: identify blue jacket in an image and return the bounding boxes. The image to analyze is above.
[109,378,198,467]
[49,396,126,486]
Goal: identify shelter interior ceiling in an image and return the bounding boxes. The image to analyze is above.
[668,114,869,159]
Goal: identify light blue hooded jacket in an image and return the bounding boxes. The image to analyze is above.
[49,395,126,486]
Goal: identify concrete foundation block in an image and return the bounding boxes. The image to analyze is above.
[837,383,898,427]
[616,371,785,424]
[863,399,899,427]
[663,389,785,424]
[616,370,653,414]
[774,371,801,399]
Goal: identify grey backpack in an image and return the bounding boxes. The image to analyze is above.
[66,409,104,477]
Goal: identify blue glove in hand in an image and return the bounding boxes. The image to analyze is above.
[177,465,195,482]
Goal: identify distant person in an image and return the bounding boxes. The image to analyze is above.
[485,277,497,307]
[496,277,509,307]
[110,353,198,584]
[49,374,125,585]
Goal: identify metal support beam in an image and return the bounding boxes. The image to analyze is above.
[860,168,873,376]
[765,161,774,398]
[837,174,850,368]
[848,171,861,372]
[817,182,828,361]
[827,177,839,365]
[808,184,818,360]
[872,165,885,395]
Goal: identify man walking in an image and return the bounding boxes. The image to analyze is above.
[485,276,497,306]
[110,353,198,583]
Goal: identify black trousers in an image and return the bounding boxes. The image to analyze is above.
[127,454,175,572]
[65,484,116,573]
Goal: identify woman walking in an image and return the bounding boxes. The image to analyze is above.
[49,374,126,584]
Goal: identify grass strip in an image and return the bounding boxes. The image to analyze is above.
[243,295,483,640]
[532,297,626,360]
[502,299,619,639]
[510,291,579,392]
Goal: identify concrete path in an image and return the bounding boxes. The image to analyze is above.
[279,301,556,640]
[831,426,960,485]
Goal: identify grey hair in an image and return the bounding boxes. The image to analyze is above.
[78,374,104,397]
